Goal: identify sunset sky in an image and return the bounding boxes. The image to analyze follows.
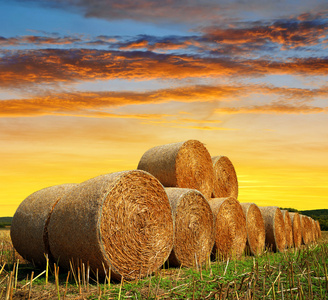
[1,0,327,217]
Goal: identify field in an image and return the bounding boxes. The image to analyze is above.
[1,228,328,299]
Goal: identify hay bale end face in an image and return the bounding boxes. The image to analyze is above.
[10,184,77,266]
[137,140,214,199]
[211,156,238,199]
[300,215,312,245]
[240,203,265,256]
[48,170,174,281]
[165,188,214,267]
[281,210,293,248]
[259,206,286,252]
[289,212,302,248]
[209,197,247,260]
[316,220,322,238]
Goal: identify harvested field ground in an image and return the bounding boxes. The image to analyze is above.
[1,228,328,299]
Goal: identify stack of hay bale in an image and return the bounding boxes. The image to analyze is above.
[10,139,322,280]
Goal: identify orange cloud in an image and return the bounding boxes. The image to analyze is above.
[1,49,328,88]
[215,103,327,114]
[1,84,327,118]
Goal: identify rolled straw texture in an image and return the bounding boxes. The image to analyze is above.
[165,188,214,267]
[212,156,238,199]
[310,217,318,241]
[48,170,174,280]
[289,212,302,248]
[209,197,247,260]
[240,203,265,256]
[259,206,286,252]
[316,220,322,238]
[300,215,311,244]
[281,210,293,248]
[10,184,77,266]
[137,140,214,199]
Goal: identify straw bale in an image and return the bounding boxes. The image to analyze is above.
[10,184,77,266]
[316,220,322,238]
[48,170,174,281]
[300,215,311,244]
[310,217,317,241]
[259,207,286,252]
[211,156,238,199]
[281,210,293,248]
[289,212,302,248]
[165,188,214,267]
[137,140,214,199]
[240,203,265,256]
[209,197,247,260]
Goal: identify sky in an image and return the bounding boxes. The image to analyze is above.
[0,0,327,217]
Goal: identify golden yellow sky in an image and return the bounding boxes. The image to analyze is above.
[1,105,327,216]
[1,0,328,216]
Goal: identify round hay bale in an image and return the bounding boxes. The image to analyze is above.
[48,170,174,281]
[10,184,77,266]
[310,217,317,241]
[211,156,238,199]
[259,207,286,252]
[316,220,322,238]
[281,210,293,248]
[289,212,302,248]
[137,140,214,199]
[300,215,311,244]
[165,188,214,267]
[209,197,247,260]
[240,203,265,256]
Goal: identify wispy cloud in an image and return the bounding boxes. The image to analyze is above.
[1,48,328,88]
[1,84,327,117]
[215,103,327,114]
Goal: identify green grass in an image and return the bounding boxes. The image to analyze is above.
[1,230,328,299]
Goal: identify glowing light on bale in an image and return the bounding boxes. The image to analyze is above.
[209,197,247,260]
[10,184,77,266]
[281,210,293,248]
[137,140,214,199]
[211,156,238,199]
[289,212,302,248]
[165,188,214,267]
[259,207,286,252]
[240,203,265,256]
[48,170,174,280]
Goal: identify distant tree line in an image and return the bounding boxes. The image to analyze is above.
[280,208,328,231]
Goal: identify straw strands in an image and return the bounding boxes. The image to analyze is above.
[289,212,302,248]
[209,197,247,260]
[137,140,215,199]
[300,215,312,245]
[240,203,265,256]
[165,188,214,267]
[211,156,238,199]
[10,184,77,266]
[281,210,293,248]
[259,206,286,253]
[48,170,174,280]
